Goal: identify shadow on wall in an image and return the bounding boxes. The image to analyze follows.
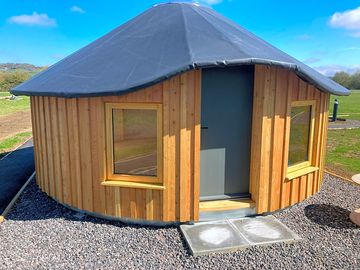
[304,204,357,229]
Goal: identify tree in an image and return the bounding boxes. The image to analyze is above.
[350,71,360,90]
[0,71,30,92]
[332,71,352,89]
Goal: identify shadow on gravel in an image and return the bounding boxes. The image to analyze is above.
[304,204,357,229]
[6,180,177,231]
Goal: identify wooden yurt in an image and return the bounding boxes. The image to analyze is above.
[12,3,349,224]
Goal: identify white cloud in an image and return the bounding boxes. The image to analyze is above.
[8,12,57,27]
[197,0,223,6]
[350,31,360,38]
[52,54,66,60]
[296,34,311,40]
[341,46,360,51]
[329,6,360,38]
[303,57,320,64]
[314,64,360,77]
[70,6,85,14]
[329,6,360,29]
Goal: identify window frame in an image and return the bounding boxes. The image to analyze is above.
[287,100,316,174]
[105,102,163,184]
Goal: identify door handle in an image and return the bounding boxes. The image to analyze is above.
[201,126,208,130]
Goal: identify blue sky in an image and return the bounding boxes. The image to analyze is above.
[1,0,359,76]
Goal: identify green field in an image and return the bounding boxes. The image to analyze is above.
[0,92,30,116]
[327,89,360,178]
[326,129,360,178]
[0,92,31,156]
[329,90,360,120]
[0,131,32,158]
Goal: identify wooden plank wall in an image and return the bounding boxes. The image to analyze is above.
[250,65,329,213]
[31,69,201,222]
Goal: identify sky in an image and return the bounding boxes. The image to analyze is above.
[0,0,360,76]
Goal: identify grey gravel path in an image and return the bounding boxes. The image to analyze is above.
[328,119,360,129]
[0,174,359,269]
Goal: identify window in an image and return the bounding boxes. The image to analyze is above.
[287,100,315,173]
[105,103,162,184]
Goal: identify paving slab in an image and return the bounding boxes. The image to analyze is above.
[230,215,301,246]
[349,208,360,226]
[181,215,301,256]
[351,173,360,185]
[180,220,249,256]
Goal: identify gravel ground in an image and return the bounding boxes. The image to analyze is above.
[0,174,359,269]
[328,119,360,129]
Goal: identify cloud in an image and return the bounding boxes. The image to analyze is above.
[329,6,360,37]
[8,12,56,27]
[296,34,311,40]
[350,31,360,38]
[341,46,360,51]
[329,6,360,29]
[70,6,85,14]
[303,57,321,64]
[314,64,360,77]
[197,0,223,5]
[52,54,66,60]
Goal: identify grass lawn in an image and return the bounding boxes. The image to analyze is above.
[326,90,360,178]
[0,92,30,116]
[329,89,360,120]
[0,131,32,158]
[326,128,360,178]
[0,92,32,156]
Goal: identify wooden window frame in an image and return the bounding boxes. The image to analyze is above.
[287,100,316,175]
[105,102,163,184]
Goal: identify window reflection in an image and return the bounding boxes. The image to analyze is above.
[112,108,157,176]
[288,105,311,166]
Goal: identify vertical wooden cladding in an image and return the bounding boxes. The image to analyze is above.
[250,65,329,213]
[31,65,328,221]
[30,69,201,222]
[162,70,201,222]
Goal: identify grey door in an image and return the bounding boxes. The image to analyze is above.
[200,66,254,200]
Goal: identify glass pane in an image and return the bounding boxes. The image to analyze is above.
[112,108,157,176]
[288,105,311,166]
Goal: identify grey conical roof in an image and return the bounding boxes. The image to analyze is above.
[12,2,349,97]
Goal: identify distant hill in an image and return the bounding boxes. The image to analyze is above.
[0,63,46,92]
[0,63,45,74]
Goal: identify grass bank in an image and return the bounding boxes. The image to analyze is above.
[329,90,360,120]
[326,128,360,178]
[0,92,32,156]
[326,90,360,178]
[0,92,30,116]
[0,131,32,158]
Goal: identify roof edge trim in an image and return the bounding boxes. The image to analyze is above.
[11,59,350,97]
